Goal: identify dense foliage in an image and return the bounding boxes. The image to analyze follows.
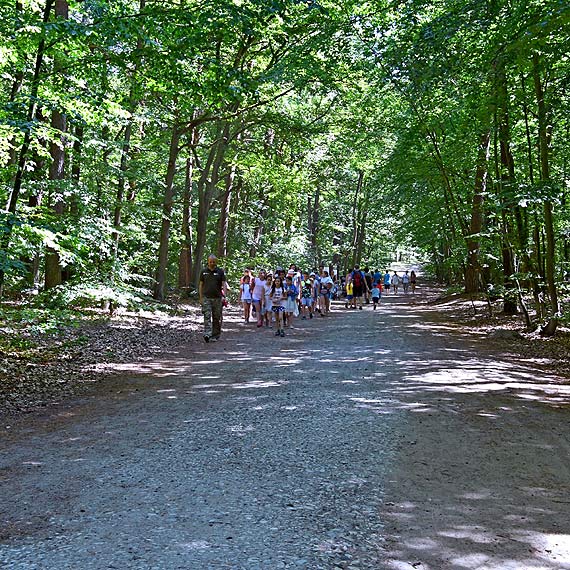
[1,0,569,332]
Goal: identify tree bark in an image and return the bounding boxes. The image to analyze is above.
[153,124,181,300]
[216,163,236,259]
[44,0,69,290]
[308,186,320,265]
[178,147,196,290]
[192,121,231,286]
[350,170,364,267]
[112,0,145,265]
[355,181,368,266]
[533,53,559,336]
[465,130,491,293]
[495,55,518,314]
[0,0,54,295]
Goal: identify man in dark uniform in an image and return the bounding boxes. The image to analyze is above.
[199,254,228,342]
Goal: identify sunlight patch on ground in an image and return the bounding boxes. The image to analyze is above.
[514,531,570,566]
[438,527,496,544]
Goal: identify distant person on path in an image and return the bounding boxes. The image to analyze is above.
[263,273,273,327]
[350,265,368,310]
[251,269,266,327]
[284,274,298,327]
[240,274,253,323]
[402,270,410,294]
[301,272,314,319]
[364,267,373,304]
[383,270,391,294]
[345,278,354,309]
[270,276,286,337]
[319,270,334,315]
[410,270,417,294]
[371,281,381,310]
[391,271,400,294]
[199,254,228,343]
[373,268,382,286]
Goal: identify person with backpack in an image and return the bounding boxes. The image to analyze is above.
[350,265,369,310]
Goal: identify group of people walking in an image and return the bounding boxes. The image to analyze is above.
[198,254,418,343]
[238,265,335,337]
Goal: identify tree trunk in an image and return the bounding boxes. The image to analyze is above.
[0,0,53,296]
[192,121,230,286]
[217,162,236,260]
[355,181,368,266]
[44,0,69,290]
[178,153,195,290]
[153,124,181,300]
[68,123,83,218]
[495,56,518,314]
[6,2,25,174]
[465,130,491,294]
[111,0,145,265]
[533,53,559,336]
[308,186,320,264]
[350,170,364,267]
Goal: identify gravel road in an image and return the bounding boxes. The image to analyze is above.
[1,292,570,569]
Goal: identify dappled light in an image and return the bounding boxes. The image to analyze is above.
[2,293,569,569]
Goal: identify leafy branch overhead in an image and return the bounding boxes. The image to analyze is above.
[0,0,568,333]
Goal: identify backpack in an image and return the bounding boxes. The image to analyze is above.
[352,270,362,288]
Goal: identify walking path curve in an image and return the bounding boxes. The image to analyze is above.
[2,291,570,569]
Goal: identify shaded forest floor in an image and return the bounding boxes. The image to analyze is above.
[1,284,570,420]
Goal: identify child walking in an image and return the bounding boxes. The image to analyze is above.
[371,282,381,309]
[240,275,252,322]
[270,277,286,337]
[301,272,314,319]
[284,275,298,327]
[345,279,354,309]
[262,274,273,327]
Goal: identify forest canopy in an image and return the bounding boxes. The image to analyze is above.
[1,0,569,333]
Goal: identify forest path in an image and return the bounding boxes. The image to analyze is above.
[1,290,570,569]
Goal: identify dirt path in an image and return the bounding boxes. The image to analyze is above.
[1,291,570,569]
